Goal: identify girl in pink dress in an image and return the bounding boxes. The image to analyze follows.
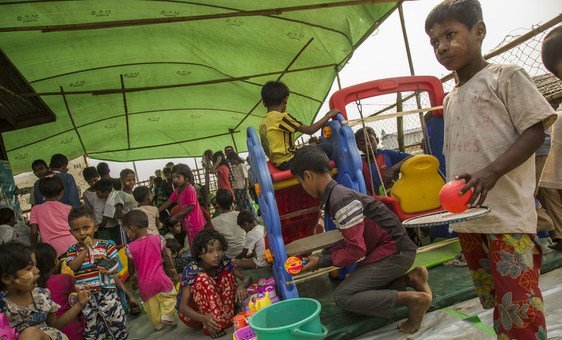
[35,243,85,340]
[159,164,206,247]
[123,210,177,330]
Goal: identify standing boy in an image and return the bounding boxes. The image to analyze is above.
[294,146,431,334]
[425,1,557,338]
[259,81,339,170]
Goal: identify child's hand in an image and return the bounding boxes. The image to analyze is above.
[456,167,500,207]
[235,287,247,302]
[84,236,94,248]
[76,288,91,308]
[326,108,340,119]
[202,314,221,334]
[302,255,319,272]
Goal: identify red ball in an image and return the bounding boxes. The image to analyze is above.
[439,180,472,213]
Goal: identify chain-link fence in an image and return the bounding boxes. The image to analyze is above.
[346,15,561,155]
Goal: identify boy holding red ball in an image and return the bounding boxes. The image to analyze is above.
[425,0,557,338]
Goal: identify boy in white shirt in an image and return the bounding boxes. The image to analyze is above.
[0,207,18,244]
[234,210,268,268]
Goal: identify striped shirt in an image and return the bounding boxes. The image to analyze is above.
[65,239,120,291]
[318,180,417,267]
[259,110,303,166]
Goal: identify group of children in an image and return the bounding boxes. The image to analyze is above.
[1,1,560,338]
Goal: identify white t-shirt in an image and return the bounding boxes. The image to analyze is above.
[0,224,17,244]
[211,211,245,258]
[103,190,138,225]
[244,224,267,267]
[444,64,557,234]
[83,190,106,225]
[539,105,562,190]
[232,163,248,190]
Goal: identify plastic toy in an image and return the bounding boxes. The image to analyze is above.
[285,256,303,275]
[233,325,257,340]
[233,313,248,330]
[439,180,472,213]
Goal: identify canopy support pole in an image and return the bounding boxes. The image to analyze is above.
[229,128,238,153]
[398,3,431,154]
[120,75,131,150]
[60,87,88,157]
[132,161,140,183]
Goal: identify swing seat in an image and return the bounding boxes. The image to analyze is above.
[374,155,444,221]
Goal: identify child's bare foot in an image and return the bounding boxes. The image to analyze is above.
[396,291,432,334]
[405,266,432,297]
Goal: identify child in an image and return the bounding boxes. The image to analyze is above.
[95,178,138,245]
[234,210,268,268]
[540,25,562,250]
[82,166,106,227]
[293,146,430,333]
[159,164,206,248]
[355,127,411,195]
[0,207,18,244]
[425,1,557,337]
[29,175,76,257]
[65,207,128,339]
[30,159,49,206]
[210,189,245,258]
[119,168,136,195]
[0,241,89,339]
[165,238,190,276]
[91,179,120,243]
[48,154,81,208]
[177,228,251,338]
[133,186,161,235]
[259,80,340,170]
[226,152,256,214]
[35,243,86,340]
[211,151,233,195]
[123,210,177,330]
[96,162,122,191]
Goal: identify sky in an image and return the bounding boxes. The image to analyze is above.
[83,0,561,182]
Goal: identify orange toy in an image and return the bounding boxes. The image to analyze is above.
[284,256,303,275]
[439,180,472,213]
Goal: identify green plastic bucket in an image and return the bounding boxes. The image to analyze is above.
[249,298,327,339]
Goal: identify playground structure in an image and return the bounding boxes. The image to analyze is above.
[247,75,451,300]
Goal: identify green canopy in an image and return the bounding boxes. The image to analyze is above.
[0,0,398,174]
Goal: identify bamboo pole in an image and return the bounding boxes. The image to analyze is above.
[396,93,405,152]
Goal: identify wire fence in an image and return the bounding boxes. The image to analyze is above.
[347,15,561,155]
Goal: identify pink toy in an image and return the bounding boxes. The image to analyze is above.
[244,277,279,312]
[233,326,257,340]
[0,313,18,340]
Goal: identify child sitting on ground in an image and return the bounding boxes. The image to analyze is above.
[35,243,85,340]
[165,238,190,277]
[123,210,177,330]
[29,175,76,257]
[294,146,431,334]
[177,228,251,338]
[425,1,557,337]
[133,186,162,235]
[65,207,128,339]
[355,127,411,195]
[259,80,339,170]
[159,164,206,248]
[210,189,245,259]
[0,207,18,245]
[0,241,90,339]
[234,210,268,269]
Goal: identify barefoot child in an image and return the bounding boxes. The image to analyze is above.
[294,146,431,333]
[234,210,268,269]
[177,228,251,338]
[123,210,178,330]
[0,241,90,339]
[425,1,557,338]
[65,207,128,339]
[35,243,86,340]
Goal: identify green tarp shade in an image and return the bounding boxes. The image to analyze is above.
[0,0,398,175]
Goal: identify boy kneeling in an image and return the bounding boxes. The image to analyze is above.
[295,146,431,333]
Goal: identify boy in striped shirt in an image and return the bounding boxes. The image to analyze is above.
[66,207,128,339]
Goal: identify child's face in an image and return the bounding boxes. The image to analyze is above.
[32,164,48,179]
[169,222,181,234]
[86,175,100,187]
[240,221,255,233]
[172,173,186,186]
[95,190,110,199]
[199,239,223,267]
[427,20,485,72]
[296,172,319,198]
[356,133,378,155]
[2,253,40,292]
[69,216,98,245]
[121,173,136,190]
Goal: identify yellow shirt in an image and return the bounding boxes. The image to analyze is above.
[259,111,303,166]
